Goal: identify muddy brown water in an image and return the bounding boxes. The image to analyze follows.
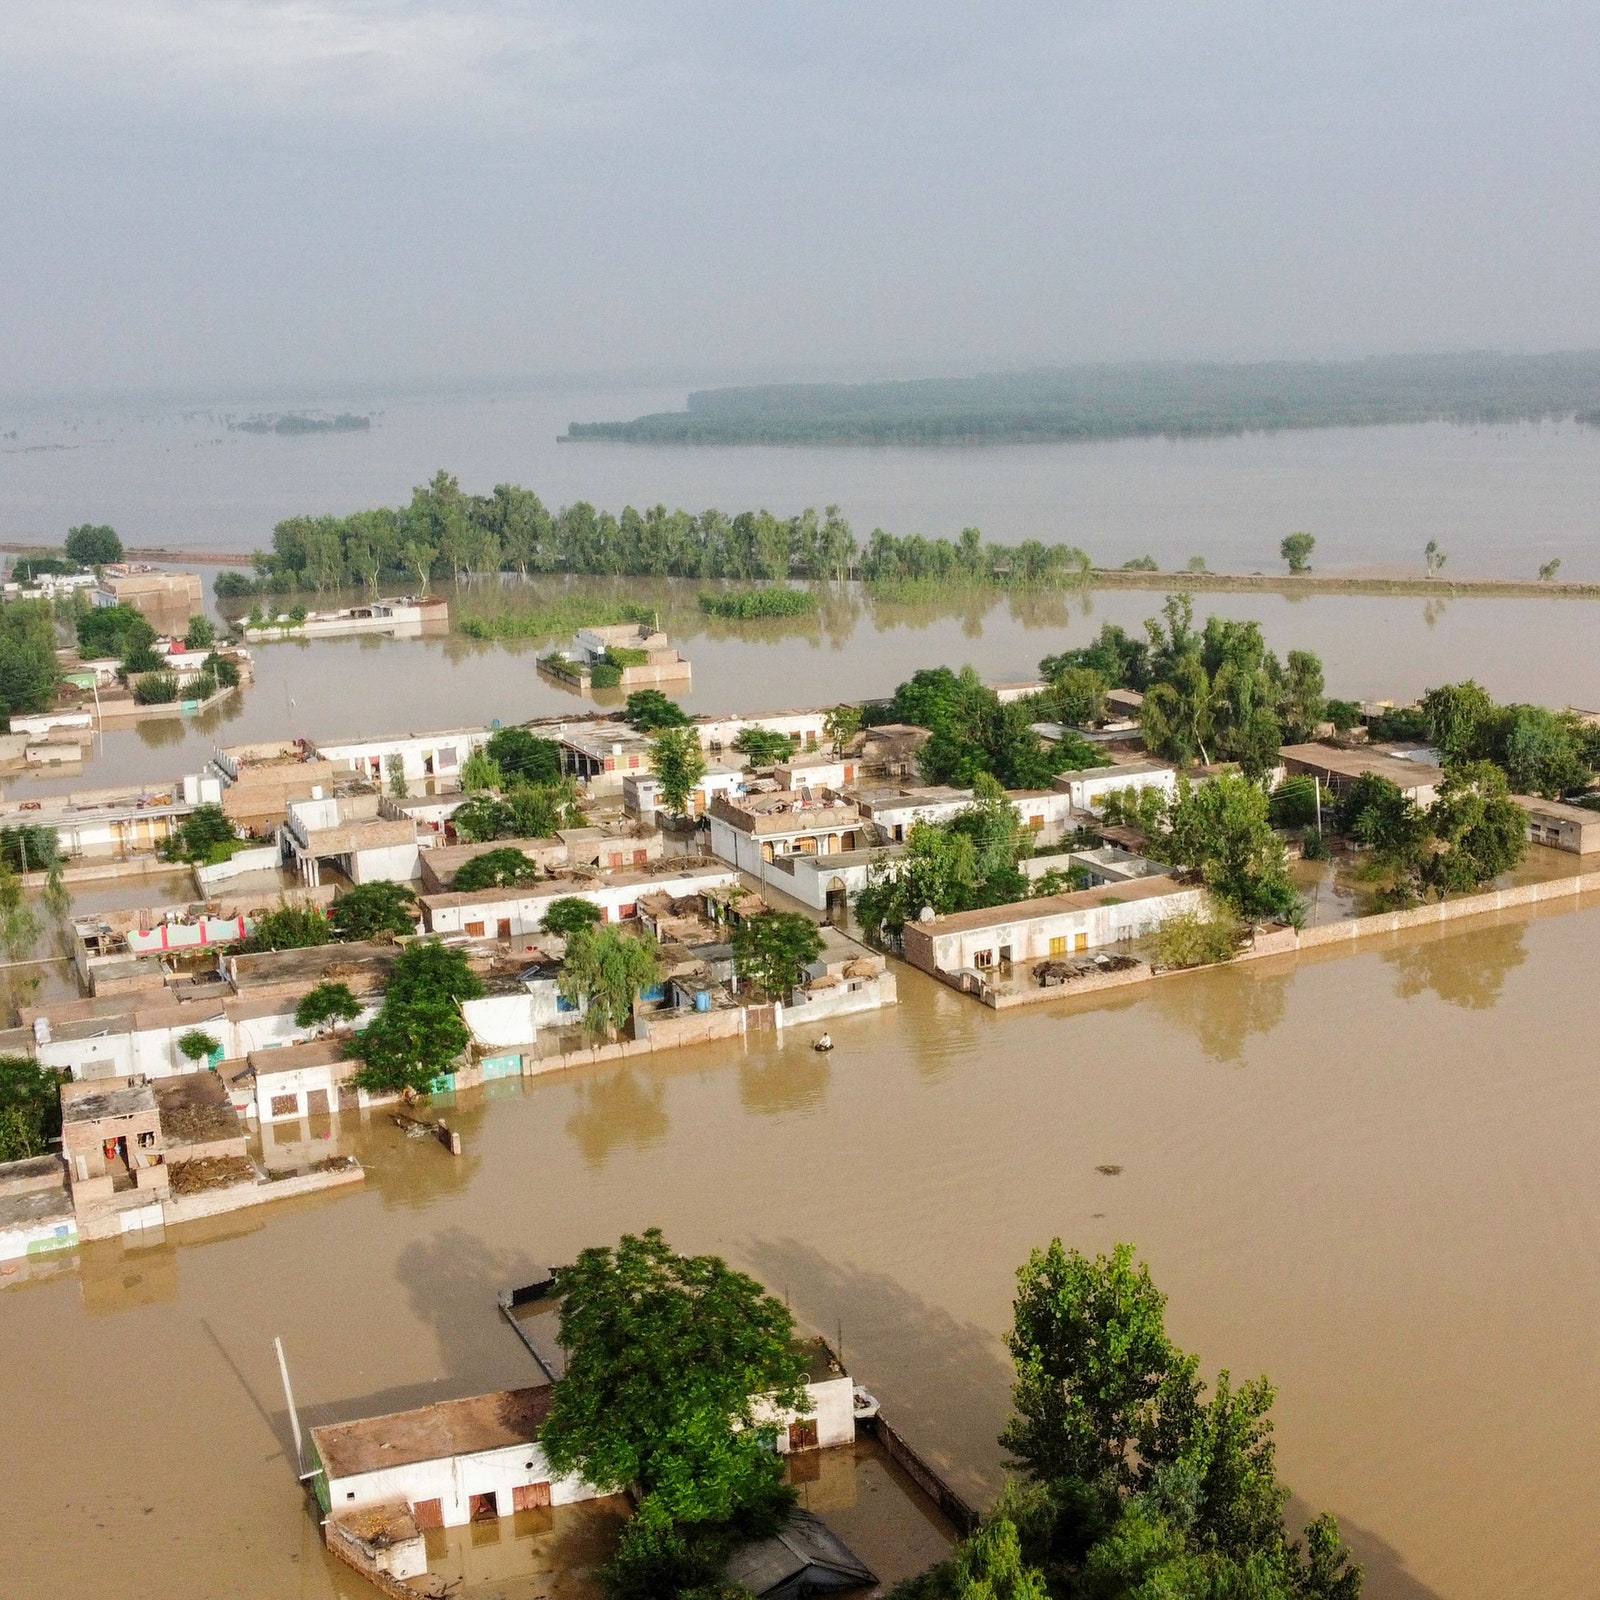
[5,896,1600,1598]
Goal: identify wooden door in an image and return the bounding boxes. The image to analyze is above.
[497,918,512,938]
[512,1481,552,1511]
[413,1498,444,1529]
[469,1492,499,1522]
[304,1088,330,1117]
[788,1419,819,1452]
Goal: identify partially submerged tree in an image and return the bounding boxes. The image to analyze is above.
[240,902,334,952]
[625,690,691,730]
[1421,761,1527,895]
[1160,773,1302,924]
[1280,531,1315,573]
[64,523,123,566]
[541,1229,808,1532]
[824,703,863,754]
[352,939,484,1095]
[557,925,664,1039]
[731,912,824,1000]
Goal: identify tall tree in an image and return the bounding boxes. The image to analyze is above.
[732,912,824,999]
[651,727,707,814]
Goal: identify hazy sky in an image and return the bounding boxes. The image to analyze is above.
[3,2,1596,395]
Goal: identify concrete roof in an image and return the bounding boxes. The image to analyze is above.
[153,1073,243,1149]
[1055,760,1173,783]
[913,873,1188,936]
[61,1077,157,1123]
[1280,743,1444,788]
[420,855,733,912]
[1513,794,1600,823]
[312,1386,552,1480]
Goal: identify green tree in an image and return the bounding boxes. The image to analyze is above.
[1050,666,1109,728]
[0,599,61,721]
[947,773,1030,906]
[352,939,485,1094]
[452,794,512,843]
[651,726,707,815]
[183,614,216,650]
[64,524,123,565]
[1420,680,1497,765]
[176,1029,220,1066]
[386,753,408,798]
[540,1229,808,1527]
[732,726,795,768]
[1281,650,1326,741]
[1334,774,1429,878]
[625,690,691,730]
[731,912,824,999]
[508,779,585,837]
[77,602,154,660]
[1161,775,1302,923]
[460,749,504,793]
[1424,539,1446,577]
[824,703,863,754]
[452,847,541,892]
[1499,705,1591,797]
[855,824,979,944]
[542,897,604,937]
[485,727,563,785]
[295,982,362,1029]
[1040,624,1151,691]
[557,924,664,1038]
[0,1056,64,1161]
[1280,532,1315,573]
[1422,761,1527,894]
[241,902,334,952]
[162,803,239,864]
[329,882,418,941]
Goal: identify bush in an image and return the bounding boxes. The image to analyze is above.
[604,646,650,668]
[133,672,181,705]
[183,615,216,650]
[485,727,562,785]
[698,588,816,619]
[1301,829,1331,861]
[542,897,604,937]
[1149,910,1243,969]
[590,660,623,689]
[1325,697,1362,731]
[0,1056,64,1161]
[241,903,334,951]
[624,691,691,731]
[733,727,796,767]
[12,555,76,580]
[206,652,240,688]
[329,882,418,941]
[164,805,241,863]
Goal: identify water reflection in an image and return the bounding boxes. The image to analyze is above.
[1422,597,1449,630]
[564,1065,669,1168]
[1385,921,1527,1010]
[739,1044,831,1116]
[395,1226,549,1389]
[1151,961,1292,1064]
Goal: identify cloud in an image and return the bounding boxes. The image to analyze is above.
[0,0,645,122]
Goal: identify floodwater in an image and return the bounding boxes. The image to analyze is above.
[5,385,1600,578]
[5,895,1600,1600]
[11,575,1600,800]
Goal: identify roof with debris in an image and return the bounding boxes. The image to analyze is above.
[311,1386,552,1481]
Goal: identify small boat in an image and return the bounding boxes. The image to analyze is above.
[813,1032,834,1053]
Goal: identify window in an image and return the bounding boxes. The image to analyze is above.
[465,920,485,938]
[271,1093,299,1117]
[973,949,995,969]
[1029,815,1044,831]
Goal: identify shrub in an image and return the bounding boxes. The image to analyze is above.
[206,652,240,688]
[241,903,334,952]
[133,672,181,705]
[542,897,604,937]
[698,588,816,619]
[485,727,562,785]
[183,615,216,650]
[1269,775,1319,829]
[590,659,623,689]
[604,646,650,668]
[77,603,153,660]
[1149,910,1243,969]
[624,691,691,731]
[1325,698,1362,732]
[329,882,417,941]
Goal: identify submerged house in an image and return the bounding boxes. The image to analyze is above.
[309,1387,599,1529]
[722,1511,877,1600]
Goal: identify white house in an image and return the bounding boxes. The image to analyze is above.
[692,707,833,758]
[1052,761,1177,813]
[624,763,745,823]
[901,875,1206,979]
[309,1388,600,1530]
[854,785,973,841]
[707,793,866,875]
[419,859,740,940]
[285,793,422,885]
[314,726,491,787]
[1008,788,1077,846]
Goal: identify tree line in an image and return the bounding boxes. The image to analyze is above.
[219,470,1107,597]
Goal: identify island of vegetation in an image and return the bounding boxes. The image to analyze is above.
[562,350,1600,446]
[230,412,372,436]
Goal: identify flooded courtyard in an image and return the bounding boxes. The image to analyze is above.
[4,894,1599,1599]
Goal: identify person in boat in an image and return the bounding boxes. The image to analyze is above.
[814,1032,833,1052]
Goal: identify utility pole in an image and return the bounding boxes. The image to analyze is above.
[274,1335,310,1479]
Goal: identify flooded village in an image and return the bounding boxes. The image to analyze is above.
[2,560,1600,1600]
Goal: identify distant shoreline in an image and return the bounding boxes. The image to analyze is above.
[1080,568,1600,600]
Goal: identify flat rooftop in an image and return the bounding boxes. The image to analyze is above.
[311,1386,552,1481]
[61,1077,157,1123]
[421,855,733,911]
[1055,760,1172,783]
[914,872,1188,936]
[153,1073,243,1149]
[1280,743,1444,788]
[1514,794,1600,824]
